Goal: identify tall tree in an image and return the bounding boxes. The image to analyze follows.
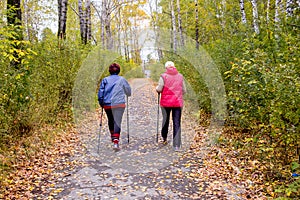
[275,0,283,34]
[266,0,271,24]
[194,0,199,49]
[220,0,226,34]
[78,0,91,44]
[275,0,282,24]
[170,0,177,52]
[78,0,85,43]
[250,0,260,34]
[286,0,294,16]
[58,0,68,40]
[239,0,247,24]
[176,0,184,46]
[86,0,92,43]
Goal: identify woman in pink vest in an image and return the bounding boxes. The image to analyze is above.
[156,61,186,151]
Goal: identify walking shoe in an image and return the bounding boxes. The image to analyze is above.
[113,139,119,150]
[113,143,119,150]
[174,146,180,152]
[162,138,167,145]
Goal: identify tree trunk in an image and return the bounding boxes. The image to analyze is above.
[101,0,106,48]
[275,0,282,24]
[285,0,294,17]
[58,0,68,40]
[250,0,260,34]
[78,0,85,43]
[266,0,271,24]
[275,0,283,34]
[195,0,199,49]
[85,0,92,43]
[170,0,177,52]
[101,0,113,49]
[220,0,226,34]
[23,0,30,41]
[239,0,247,24]
[176,0,184,46]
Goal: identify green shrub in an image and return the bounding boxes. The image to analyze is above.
[0,25,36,146]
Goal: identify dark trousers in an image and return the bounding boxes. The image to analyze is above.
[161,107,182,147]
[104,107,125,142]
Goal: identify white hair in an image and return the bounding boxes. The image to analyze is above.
[165,61,175,68]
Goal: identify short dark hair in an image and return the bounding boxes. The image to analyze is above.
[109,63,120,75]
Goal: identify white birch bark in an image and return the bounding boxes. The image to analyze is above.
[215,0,226,34]
[250,0,260,34]
[23,0,30,40]
[275,0,283,24]
[176,0,184,46]
[275,0,286,36]
[170,0,177,52]
[286,0,294,17]
[116,4,122,55]
[100,0,106,48]
[266,0,270,24]
[239,0,247,24]
[220,0,226,31]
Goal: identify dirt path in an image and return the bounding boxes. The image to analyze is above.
[32,78,243,199]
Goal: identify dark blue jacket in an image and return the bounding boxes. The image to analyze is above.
[98,75,131,107]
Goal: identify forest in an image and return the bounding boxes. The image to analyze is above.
[0,0,299,199]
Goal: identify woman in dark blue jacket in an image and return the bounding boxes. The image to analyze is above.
[98,63,131,149]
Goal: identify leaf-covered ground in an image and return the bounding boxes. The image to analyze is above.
[1,78,270,199]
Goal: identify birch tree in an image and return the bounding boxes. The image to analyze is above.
[170,0,177,52]
[266,0,271,24]
[275,0,283,33]
[213,0,226,35]
[220,0,226,33]
[23,0,32,41]
[250,0,260,34]
[239,0,247,24]
[286,0,294,16]
[58,0,68,40]
[176,0,184,46]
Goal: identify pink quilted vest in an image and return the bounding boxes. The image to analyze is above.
[160,67,184,107]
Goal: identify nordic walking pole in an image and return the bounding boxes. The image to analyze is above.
[156,93,160,143]
[127,95,130,143]
[97,107,104,153]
